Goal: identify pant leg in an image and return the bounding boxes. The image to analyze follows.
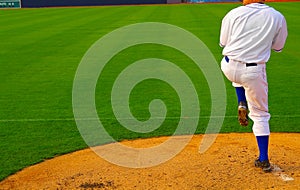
[240,64,270,136]
[232,82,243,88]
[221,58,270,136]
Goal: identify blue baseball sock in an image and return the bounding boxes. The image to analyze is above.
[235,87,247,104]
[256,136,269,161]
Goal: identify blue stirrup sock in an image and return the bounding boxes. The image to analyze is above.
[235,87,247,103]
[256,136,269,161]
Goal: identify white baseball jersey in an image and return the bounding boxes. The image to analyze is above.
[220,3,288,64]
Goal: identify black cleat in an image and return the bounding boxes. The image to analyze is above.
[254,159,272,173]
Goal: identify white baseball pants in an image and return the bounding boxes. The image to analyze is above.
[221,57,270,136]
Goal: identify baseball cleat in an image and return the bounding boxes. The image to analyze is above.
[254,159,272,173]
[238,101,248,126]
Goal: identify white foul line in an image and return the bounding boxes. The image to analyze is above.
[0,114,300,123]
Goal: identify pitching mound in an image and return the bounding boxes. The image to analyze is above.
[1,133,299,189]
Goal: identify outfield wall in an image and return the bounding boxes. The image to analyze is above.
[4,0,299,8]
[21,0,168,8]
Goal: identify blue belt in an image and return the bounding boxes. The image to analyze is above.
[225,56,257,67]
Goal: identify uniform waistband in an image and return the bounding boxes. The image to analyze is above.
[225,56,257,67]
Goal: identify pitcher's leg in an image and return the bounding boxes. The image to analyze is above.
[242,65,271,172]
[235,86,247,104]
[234,85,249,126]
[243,67,270,136]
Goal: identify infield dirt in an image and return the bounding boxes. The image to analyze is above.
[0,133,299,189]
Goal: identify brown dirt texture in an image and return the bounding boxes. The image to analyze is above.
[0,133,299,190]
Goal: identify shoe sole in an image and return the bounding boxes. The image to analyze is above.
[255,163,272,172]
[238,107,248,126]
[262,167,272,173]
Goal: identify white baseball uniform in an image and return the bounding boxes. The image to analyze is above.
[219,3,287,136]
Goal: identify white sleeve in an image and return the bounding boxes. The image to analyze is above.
[272,17,288,52]
[219,14,231,48]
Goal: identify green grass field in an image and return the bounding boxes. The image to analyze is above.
[0,2,299,181]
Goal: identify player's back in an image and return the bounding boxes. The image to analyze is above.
[222,3,285,63]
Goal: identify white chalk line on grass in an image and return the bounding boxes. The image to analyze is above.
[0,114,300,122]
[271,163,295,182]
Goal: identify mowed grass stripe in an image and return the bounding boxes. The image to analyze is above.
[0,6,155,120]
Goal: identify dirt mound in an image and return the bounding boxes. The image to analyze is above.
[1,133,299,189]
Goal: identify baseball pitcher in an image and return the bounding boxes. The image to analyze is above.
[219,0,288,172]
